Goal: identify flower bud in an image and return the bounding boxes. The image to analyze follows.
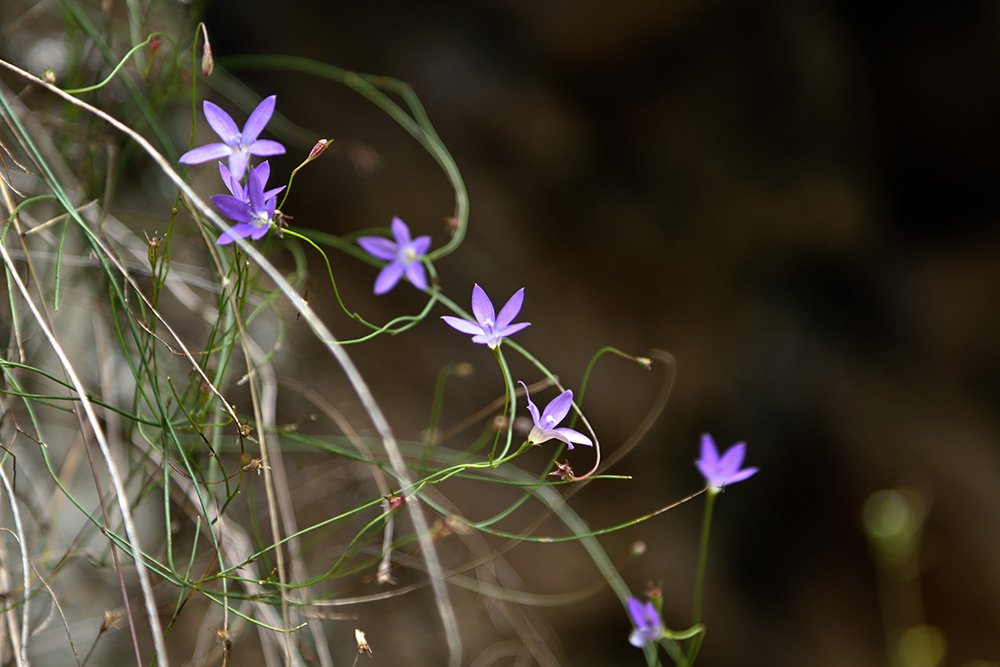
[201,41,214,77]
[307,138,330,162]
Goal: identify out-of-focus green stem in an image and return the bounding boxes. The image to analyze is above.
[685,488,717,665]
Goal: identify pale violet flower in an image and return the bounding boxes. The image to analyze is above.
[210,161,284,245]
[441,284,529,349]
[695,433,758,490]
[627,597,664,648]
[179,96,285,180]
[357,217,431,294]
[518,381,592,449]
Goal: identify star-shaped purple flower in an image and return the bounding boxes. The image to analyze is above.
[518,381,592,449]
[179,96,286,181]
[695,433,758,490]
[627,597,664,648]
[210,161,285,245]
[357,217,432,294]
[441,284,530,349]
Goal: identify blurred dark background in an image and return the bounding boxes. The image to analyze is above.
[202,1,1000,665]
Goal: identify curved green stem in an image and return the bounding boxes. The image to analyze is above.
[62,32,166,94]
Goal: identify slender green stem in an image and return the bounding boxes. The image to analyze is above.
[691,489,716,624]
[685,488,717,665]
[61,33,164,94]
[491,347,517,461]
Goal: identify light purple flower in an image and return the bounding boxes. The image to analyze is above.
[627,597,664,648]
[210,161,285,245]
[518,381,592,449]
[357,217,432,294]
[695,433,758,490]
[441,284,530,349]
[179,96,286,180]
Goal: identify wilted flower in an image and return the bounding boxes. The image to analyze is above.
[179,96,285,180]
[695,433,758,490]
[357,217,431,294]
[441,284,529,349]
[627,596,664,648]
[210,161,284,245]
[518,381,592,449]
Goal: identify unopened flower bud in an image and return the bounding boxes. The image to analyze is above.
[201,41,214,77]
[43,67,57,84]
[146,233,162,268]
[307,138,330,161]
[149,36,161,57]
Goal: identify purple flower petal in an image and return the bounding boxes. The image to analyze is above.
[358,237,398,260]
[203,101,239,143]
[496,288,525,329]
[218,162,243,198]
[471,284,496,326]
[249,223,271,240]
[554,427,592,447]
[542,390,574,426]
[216,222,259,245]
[627,598,648,627]
[411,235,432,255]
[404,260,428,290]
[497,321,531,337]
[390,217,411,246]
[374,261,405,294]
[211,195,253,223]
[228,152,250,182]
[518,382,542,424]
[699,434,720,468]
[179,143,231,165]
[717,441,747,475]
[441,316,485,336]
[695,459,716,484]
[242,95,276,144]
[263,186,285,201]
[255,160,271,185]
[248,139,286,157]
[247,163,267,212]
[725,466,759,484]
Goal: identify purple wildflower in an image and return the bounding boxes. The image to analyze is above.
[441,284,530,349]
[695,433,758,490]
[357,217,432,294]
[627,597,664,648]
[179,96,285,180]
[518,381,592,449]
[210,161,285,245]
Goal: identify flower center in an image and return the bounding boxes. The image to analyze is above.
[252,210,270,228]
[403,246,418,264]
